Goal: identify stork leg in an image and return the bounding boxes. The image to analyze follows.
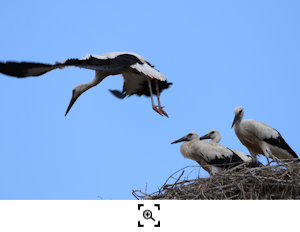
[154,78,169,117]
[267,151,281,164]
[262,146,278,165]
[249,150,260,167]
[146,77,163,116]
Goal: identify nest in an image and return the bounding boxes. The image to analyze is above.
[132,158,300,200]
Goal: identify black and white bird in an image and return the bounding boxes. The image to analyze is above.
[0,52,172,116]
[231,106,298,164]
[171,132,252,175]
[199,129,260,167]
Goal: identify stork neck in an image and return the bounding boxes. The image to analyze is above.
[211,136,221,143]
[234,118,243,134]
[84,71,108,91]
[235,118,242,126]
[180,142,191,159]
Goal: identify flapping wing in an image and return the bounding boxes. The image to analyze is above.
[0,61,58,77]
[60,53,143,74]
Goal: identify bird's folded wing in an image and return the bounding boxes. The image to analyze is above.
[243,119,279,140]
[194,142,244,168]
[264,136,298,158]
[113,72,172,98]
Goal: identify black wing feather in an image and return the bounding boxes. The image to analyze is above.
[132,79,172,97]
[264,134,298,158]
[0,54,144,78]
[109,90,126,99]
[63,54,143,73]
[202,151,245,169]
[0,61,56,77]
[110,72,172,98]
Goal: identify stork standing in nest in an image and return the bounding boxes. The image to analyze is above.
[231,106,298,164]
[199,129,260,167]
[171,132,252,175]
[0,52,172,117]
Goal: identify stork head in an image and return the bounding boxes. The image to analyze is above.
[200,130,221,143]
[65,83,89,116]
[171,132,199,144]
[231,106,244,128]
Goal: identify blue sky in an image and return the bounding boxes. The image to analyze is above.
[1,0,299,200]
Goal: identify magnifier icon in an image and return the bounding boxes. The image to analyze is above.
[143,209,155,221]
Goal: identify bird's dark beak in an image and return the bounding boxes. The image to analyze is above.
[200,134,210,140]
[231,113,240,128]
[171,136,188,144]
[65,94,79,116]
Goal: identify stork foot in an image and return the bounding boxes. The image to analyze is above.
[153,106,163,116]
[159,107,169,118]
[152,105,169,117]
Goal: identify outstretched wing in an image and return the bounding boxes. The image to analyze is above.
[1,53,167,81]
[0,61,58,77]
[60,53,144,74]
[0,54,140,78]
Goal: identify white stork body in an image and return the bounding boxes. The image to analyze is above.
[0,52,172,116]
[171,132,250,175]
[199,129,253,163]
[231,106,298,163]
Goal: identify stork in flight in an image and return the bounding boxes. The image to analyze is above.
[199,129,260,167]
[0,52,172,117]
[231,106,298,164]
[171,132,252,175]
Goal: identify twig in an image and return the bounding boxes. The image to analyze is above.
[132,190,140,200]
[171,170,185,189]
[240,183,246,199]
[145,183,147,195]
[158,165,199,192]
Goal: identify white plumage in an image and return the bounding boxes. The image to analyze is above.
[199,129,253,163]
[0,52,172,116]
[171,132,251,176]
[231,106,298,163]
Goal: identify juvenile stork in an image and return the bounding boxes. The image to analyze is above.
[0,52,172,116]
[199,129,260,167]
[231,106,298,164]
[171,132,251,175]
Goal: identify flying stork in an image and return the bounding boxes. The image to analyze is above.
[171,132,252,175]
[231,106,298,164]
[0,52,172,117]
[199,129,260,167]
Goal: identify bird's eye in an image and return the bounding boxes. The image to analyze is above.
[239,110,242,113]
[210,131,215,134]
[188,133,193,137]
[72,89,75,95]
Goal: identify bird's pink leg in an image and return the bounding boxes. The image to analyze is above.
[154,78,169,117]
[147,77,163,116]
